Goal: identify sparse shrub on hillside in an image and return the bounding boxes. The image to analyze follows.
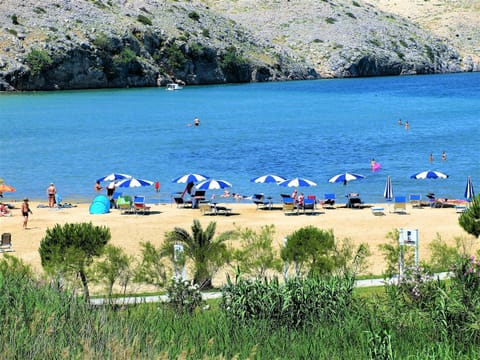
[114,48,137,66]
[137,14,153,26]
[346,12,356,19]
[202,28,210,38]
[11,14,19,25]
[33,7,46,14]
[221,46,248,73]
[164,43,187,70]
[6,28,17,36]
[326,17,337,24]
[188,11,200,21]
[352,0,361,6]
[93,33,116,52]
[25,48,53,75]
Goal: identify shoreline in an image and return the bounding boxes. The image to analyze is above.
[1,200,476,293]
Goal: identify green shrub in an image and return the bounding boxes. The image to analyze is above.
[11,14,19,25]
[33,7,46,14]
[25,48,53,75]
[281,226,336,277]
[459,195,480,237]
[188,11,200,21]
[137,14,152,26]
[202,28,210,38]
[6,28,17,36]
[220,46,248,74]
[165,276,205,314]
[113,48,137,66]
[352,0,361,7]
[221,274,355,327]
[164,43,187,71]
[326,17,337,24]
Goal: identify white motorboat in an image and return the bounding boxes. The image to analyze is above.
[166,83,183,91]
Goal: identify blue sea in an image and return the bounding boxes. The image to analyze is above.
[1,73,479,204]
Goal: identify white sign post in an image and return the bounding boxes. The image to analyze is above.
[173,243,186,280]
[398,228,419,278]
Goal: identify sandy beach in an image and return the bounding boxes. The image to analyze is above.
[1,199,476,290]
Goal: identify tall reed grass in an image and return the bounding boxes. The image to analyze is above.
[1,255,479,359]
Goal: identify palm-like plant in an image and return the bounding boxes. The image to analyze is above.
[162,220,237,289]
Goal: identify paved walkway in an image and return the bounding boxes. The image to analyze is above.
[90,273,450,306]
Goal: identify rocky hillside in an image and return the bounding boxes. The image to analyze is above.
[0,0,478,91]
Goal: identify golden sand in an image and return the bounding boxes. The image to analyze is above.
[0,200,476,287]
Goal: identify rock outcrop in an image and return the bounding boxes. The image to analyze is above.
[0,0,477,91]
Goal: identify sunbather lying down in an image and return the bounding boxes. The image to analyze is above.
[433,198,467,208]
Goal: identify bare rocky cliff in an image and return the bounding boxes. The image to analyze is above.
[0,0,477,91]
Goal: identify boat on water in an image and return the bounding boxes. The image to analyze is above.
[166,83,183,91]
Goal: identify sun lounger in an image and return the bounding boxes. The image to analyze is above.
[116,196,133,214]
[0,232,14,253]
[282,197,297,215]
[371,207,385,216]
[173,196,192,208]
[409,194,421,208]
[393,196,407,214]
[252,194,270,210]
[455,205,467,213]
[302,198,315,214]
[322,193,336,209]
[346,193,362,209]
[133,196,151,215]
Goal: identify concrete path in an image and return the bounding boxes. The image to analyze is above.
[90,273,450,306]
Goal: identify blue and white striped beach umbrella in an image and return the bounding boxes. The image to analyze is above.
[410,170,448,180]
[172,173,209,184]
[195,179,232,190]
[250,174,287,184]
[115,177,154,188]
[464,176,475,201]
[278,177,317,188]
[97,173,132,183]
[384,176,394,201]
[328,172,365,184]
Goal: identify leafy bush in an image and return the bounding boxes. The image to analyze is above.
[459,195,480,237]
[165,276,204,314]
[220,46,248,74]
[11,14,19,25]
[395,266,443,310]
[221,274,355,327]
[39,222,111,302]
[326,17,337,24]
[188,11,200,21]
[25,49,53,75]
[281,226,336,277]
[233,224,282,279]
[164,43,187,70]
[137,14,152,26]
[113,48,137,66]
[202,28,210,38]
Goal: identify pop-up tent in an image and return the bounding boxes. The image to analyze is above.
[89,195,110,214]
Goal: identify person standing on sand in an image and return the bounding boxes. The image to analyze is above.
[47,183,56,207]
[21,198,32,229]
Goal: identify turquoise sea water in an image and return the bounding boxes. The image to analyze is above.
[1,73,479,204]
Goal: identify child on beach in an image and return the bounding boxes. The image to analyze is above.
[21,198,32,229]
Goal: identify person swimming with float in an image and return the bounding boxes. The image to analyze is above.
[370,158,381,172]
